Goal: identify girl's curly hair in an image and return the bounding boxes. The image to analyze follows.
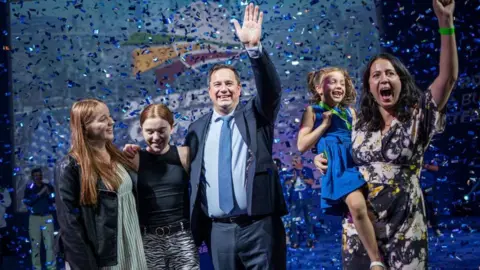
[307,67,356,107]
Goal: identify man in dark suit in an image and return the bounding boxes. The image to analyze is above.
[185,3,287,269]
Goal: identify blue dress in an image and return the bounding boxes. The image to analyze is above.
[312,105,366,216]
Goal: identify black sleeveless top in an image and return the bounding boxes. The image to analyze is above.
[137,146,190,227]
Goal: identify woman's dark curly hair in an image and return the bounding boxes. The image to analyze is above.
[356,53,422,131]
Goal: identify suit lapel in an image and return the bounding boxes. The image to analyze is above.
[234,102,256,152]
[234,111,249,147]
[235,101,257,213]
[192,112,213,185]
[198,112,213,154]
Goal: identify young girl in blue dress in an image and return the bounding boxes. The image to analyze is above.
[297,67,384,270]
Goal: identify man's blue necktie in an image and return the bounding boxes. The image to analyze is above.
[218,115,234,214]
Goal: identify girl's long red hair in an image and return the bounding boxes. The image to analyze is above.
[69,99,135,205]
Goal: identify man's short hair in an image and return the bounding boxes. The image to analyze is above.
[31,167,42,176]
[208,64,241,86]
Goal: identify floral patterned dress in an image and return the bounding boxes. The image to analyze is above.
[342,89,446,270]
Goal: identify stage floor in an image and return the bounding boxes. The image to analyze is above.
[286,216,479,270]
[2,216,479,270]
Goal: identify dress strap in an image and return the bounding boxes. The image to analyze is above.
[345,107,353,124]
[310,105,326,129]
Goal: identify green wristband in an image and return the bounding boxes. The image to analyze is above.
[438,27,455,35]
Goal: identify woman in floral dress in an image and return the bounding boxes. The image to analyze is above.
[314,0,458,269]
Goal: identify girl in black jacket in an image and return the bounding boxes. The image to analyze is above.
[55,99,147,270]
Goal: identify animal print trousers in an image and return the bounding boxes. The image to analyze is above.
[142,230,200,270]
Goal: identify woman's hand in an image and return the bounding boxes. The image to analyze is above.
[433,0,455,27]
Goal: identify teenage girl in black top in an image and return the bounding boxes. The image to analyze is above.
[127,104,199,270]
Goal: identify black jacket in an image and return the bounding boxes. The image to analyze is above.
[185,48,288,246]
[54,156,139,270]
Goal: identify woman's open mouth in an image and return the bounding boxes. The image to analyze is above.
[379,87,393,102]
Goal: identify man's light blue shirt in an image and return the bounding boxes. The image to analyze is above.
[202,43,263,218]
